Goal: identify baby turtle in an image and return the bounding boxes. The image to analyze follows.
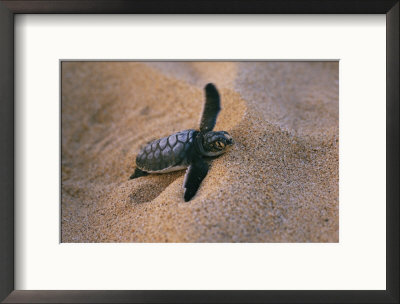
[130,83,234,202]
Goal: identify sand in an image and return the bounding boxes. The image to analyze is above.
[61,61,338,242]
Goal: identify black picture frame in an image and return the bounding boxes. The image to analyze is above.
[0,1,398,303]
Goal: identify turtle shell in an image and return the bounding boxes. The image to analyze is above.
[136,129,198,172]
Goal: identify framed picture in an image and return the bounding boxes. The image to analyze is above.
[0,1,398,303]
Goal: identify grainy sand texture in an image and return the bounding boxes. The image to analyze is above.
[61,61,338,242]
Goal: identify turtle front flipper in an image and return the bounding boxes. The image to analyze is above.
[183,157,209,202]
[129,168,149,179]
[199,83,221,133]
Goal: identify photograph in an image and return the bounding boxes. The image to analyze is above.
[61,61,339,243]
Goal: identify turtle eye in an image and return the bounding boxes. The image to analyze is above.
[215,141,225,149]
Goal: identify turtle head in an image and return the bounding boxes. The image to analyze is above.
[200,131,234,157]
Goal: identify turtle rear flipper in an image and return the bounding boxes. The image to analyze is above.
[199,83,221,133]
[129,168,149,179]
[183,158,209,202]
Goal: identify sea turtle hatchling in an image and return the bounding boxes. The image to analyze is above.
[129,83,234,202]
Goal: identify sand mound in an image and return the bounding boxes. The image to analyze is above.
[61,61,338,242]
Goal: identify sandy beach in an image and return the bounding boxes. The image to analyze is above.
[61,61,338,242]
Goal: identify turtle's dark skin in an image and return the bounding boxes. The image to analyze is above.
[130,83,234,202]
